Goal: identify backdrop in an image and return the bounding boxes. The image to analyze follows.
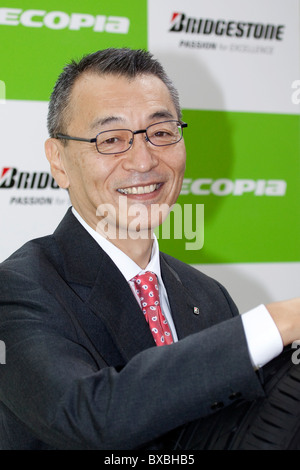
[0,0,299,312]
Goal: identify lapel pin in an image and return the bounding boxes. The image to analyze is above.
[193,307,200,315]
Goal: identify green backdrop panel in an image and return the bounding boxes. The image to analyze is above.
[156,109,300,264]
[0,0,147,101]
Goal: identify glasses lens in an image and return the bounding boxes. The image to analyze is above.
[147,121,182,147]
[96,129,132,154]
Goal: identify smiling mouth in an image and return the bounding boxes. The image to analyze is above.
[117,183,161,195]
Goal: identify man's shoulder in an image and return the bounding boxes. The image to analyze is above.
[0,234,58,278]
[0,208,75,279]
[160,251,213,283]
[160,251,239,317]
[160,251,226,293]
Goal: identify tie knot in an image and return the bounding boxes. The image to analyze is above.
[132,272,160,308]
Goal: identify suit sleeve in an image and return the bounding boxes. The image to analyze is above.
[0,267,265,450]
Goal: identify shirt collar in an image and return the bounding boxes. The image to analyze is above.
[71,207,162,282]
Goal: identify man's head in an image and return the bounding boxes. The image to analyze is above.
[47,48,181,139]
[45,48,187,245]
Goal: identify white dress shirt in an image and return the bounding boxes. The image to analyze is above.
[72,207,283,368]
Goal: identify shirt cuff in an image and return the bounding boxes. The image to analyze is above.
[241,304,283,369]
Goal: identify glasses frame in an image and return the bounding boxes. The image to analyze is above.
[55,120,188,155]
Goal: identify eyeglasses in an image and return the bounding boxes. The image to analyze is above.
[55,120,187,156]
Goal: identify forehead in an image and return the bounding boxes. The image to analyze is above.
[67,72,177,130]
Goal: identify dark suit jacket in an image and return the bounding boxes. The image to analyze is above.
[0,208,264,449]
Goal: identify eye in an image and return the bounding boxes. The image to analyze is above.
[154,130,172,138]
[96,130,131,154]
[103,137,120,145]
[148,123,180,145]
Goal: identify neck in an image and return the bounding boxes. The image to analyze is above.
[72,206,155,269]
[109,235,154,269]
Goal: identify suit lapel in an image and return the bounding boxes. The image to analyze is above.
[160,254,207,339]
[54,209,206,362]
[54,209,155,363]
[86,257,155,362]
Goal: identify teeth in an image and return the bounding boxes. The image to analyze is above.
[118,184,159,195]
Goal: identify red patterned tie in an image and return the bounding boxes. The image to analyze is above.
[131,272,173,346]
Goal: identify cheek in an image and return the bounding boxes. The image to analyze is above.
[63,153,97,201]
[179,146,187,171]
[171,149,186,183]
[67,153,102,186]
[82,159,122,205]
[178,157,186,176]
[169,153,186,203]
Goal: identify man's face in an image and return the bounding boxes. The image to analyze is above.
[47,72,186,239]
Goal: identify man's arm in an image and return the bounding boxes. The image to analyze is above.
[0,267,264,450]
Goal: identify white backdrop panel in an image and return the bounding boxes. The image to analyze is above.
[148,0,300,113]
[0,100,70,262]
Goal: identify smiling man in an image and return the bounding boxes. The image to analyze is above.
[0,48,299,450]
[45,70,186,266]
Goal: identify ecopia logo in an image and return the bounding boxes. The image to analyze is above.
[0,8,129,34]
[181,178,287,196]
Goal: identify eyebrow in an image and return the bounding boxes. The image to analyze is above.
[89,109,176,132]
[89,116,125,131]
[149,110,175,121]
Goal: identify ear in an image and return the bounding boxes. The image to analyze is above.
[45,138,70,189]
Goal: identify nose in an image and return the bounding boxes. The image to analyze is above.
[122,133,159,173]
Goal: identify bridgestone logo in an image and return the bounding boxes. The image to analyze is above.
[0,167,59,189]
[0,8,129,34]
[169,12,285,41]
